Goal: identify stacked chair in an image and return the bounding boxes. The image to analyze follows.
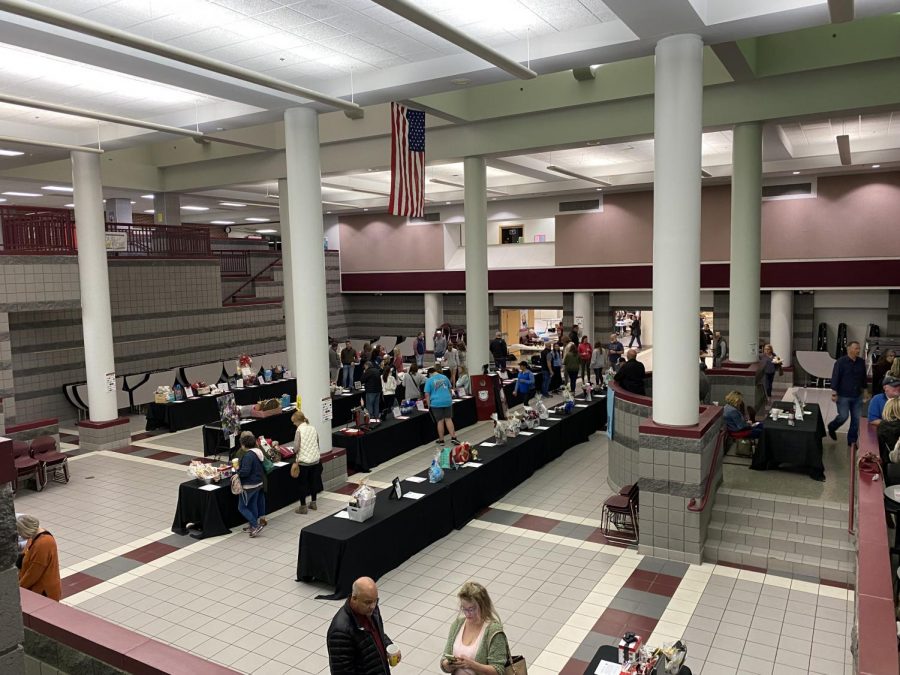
[11,436,69,493]
[601,483,639,544]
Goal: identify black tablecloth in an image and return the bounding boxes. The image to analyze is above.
[753,402,826,478]
[171,460,301,538]
[202,409,299,456]
[146,378,298,432]
[332,397,478,472]
[297,396,606,598]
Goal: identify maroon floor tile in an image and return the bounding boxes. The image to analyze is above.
[586,527,610,544]
[559,657,589,675]
[334,483,358,495]
[592,608,632,634]
[820,579,855,590]
[113,445,146,454]
[145,451,180,461]
[512,514,561,533]
[60,572,104,599]
[122,542,179,564]
[475,506,492,518]
[130,432,154,441]
[623,576,653,592]
[647,581,680,597]
[630,569,658,582]
[624,615,658,636]
[60,434,79,443]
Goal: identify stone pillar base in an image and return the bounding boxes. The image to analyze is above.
[637,408,724,565]
[77,418,131,452]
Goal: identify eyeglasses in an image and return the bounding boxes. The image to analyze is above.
[461,605,479,616]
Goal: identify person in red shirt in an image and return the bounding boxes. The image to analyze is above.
[577,335,594,385]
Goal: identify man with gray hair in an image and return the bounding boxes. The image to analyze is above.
[327,576,400,674]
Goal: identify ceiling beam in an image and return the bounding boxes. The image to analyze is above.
[0,134,103,154]
[485,158,562,182]
[828,0,854,23]
[0,0,361,113]
[836,134,852,165]
[368,0,537,80]
[710,42,756,83]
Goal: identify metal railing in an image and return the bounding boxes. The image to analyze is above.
[0,207,212,258]
[687,428,727,513]
[216,250,251,276]
[223,255,282,305]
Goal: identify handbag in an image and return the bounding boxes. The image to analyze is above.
[230,472,242,495]
[504,637,527,675]
[290,462,300,479]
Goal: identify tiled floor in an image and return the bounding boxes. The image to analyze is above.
[21,382,855,675]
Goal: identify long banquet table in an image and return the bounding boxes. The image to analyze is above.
[296,395,607,599]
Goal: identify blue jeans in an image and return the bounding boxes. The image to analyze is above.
[541,371,550,397]
[238,487,263,528]
[341,364,354,388]
[829,395,862,444]
[365,392,380,419]
[416,353,424,368]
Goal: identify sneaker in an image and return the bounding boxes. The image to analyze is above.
[249,525,263,538]
[309,502,317,511]
[450,437,460,445]
[296,504,308,514]
[436,439,444,446]
[259,517,267,527]
[827,427,837,441]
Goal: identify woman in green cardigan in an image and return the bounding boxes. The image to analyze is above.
[440,581,509,675]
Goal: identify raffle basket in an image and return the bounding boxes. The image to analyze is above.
[347,501,376,522]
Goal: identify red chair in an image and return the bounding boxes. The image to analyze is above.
[601,483,639,544]
[13,440,45,493]
[726,429,756,458]
[31,435,69,485]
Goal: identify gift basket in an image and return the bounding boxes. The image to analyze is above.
[192,381,211,396]
[187,460,221,484]
[352,404,371,430]
[400,399,417,415]
[250,398,282,418]
[273,364,285,380]
[522,406,540,429]
[155,386,173,404]
[348,481,376,522]
[237,354,258,386]
[554,388,576,415]
[491,413,510,444]
[450,442,471,464]
[428,450,445,483]
[533,394,550,419]
[615,631,688,675]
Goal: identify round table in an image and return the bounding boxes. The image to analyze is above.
[884,484,900,504]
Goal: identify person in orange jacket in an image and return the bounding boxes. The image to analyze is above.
[16,514,61,601]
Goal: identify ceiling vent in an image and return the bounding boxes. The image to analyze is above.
[409,212,441,224]
[559,198,602,213]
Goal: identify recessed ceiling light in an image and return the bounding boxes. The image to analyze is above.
[219,202,246,207]
[451,78,471,86]
[0,149,24,156]
[326,211,332,214]
[130,201,136,204]
[0,198,7,203]
[363,208,369,211]
[143,209,154,213]
[2,191,41,197]
[445,201,451,204]
[245,217,269,222]
[256,229,278,234]
[181,205,209,211]
[63,203,74,207]
[141,194,154,199]
[792,171,800,175]
[872,164,881,168]
[210,220,234,225]
[596,188,602,191]
[366,168,374,172]
[42,185,73,192]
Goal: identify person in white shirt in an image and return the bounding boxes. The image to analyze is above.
[292,410,322,515]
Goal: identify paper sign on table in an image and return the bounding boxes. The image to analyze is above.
[536,425,550,430]
[334,510,350,519]
[575,404,589,408]
[480,442,497,447]
[405,476,426,483]
[395,415,409,420]
[594,662,621,675]
[199,484,221,491]
[274,461,288,467]
[519,431,534,436]
[184,388,194,399]
[547,417,561,421]
[403,492,425,500]
[462,462,482,468]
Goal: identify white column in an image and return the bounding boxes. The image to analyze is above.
[728,122,763,364]
[71,151,118,422]
[652,34,703,426]
[770,290,793,367]
[464,156,489,372]
[277,178,297,372]
[573,292,594,343]
[284,107,329,451]
[152,192,180,225]
[424,292,443,350]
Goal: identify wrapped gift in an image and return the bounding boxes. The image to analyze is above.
[618,633,642,664]
[155,386,172,404]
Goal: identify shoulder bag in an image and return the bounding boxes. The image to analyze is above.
[504,637,527,675]
[230,472,243,495]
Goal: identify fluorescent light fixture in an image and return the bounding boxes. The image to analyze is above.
[130,201,136,204]
[210,220,234,225]
[143,209,154,213]
[445,201,451,204]
[2,191,41,197]
[0,149,24,156]
[141,194,154,199]
[42,185,73,192]
[63,203,74,207]
[322,182,391,198]
[322,200,356,207]
[792,171,800,175]
[0,198,6,202]
[872,164,881,169]
[700,169,712,178]
[245,217,269,222]
[545,165,612,186]
[256,228,278,234]
[836,134,851,166]
[181,205,209,211]
[219,201,246,207]
[429,178,507,195]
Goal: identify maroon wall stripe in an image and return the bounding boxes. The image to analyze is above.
[342,259,900,292]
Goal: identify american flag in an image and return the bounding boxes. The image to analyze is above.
[388,102,425,218]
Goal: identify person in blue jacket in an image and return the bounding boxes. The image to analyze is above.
[236,432,266,538]
[512,361,536,408]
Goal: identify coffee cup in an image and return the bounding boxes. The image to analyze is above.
[387,644,400,666]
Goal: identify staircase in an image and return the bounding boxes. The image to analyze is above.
[217,251,283,306]
[704,487,855,586]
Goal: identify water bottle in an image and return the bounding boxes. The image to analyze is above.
[323,236,329,250]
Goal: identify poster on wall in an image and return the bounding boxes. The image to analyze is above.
[575,315,584,330]
[321,396,333,422]
[104,232,128,251]
[105,372,116,392]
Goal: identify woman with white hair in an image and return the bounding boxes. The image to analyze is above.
[16,514,61,601]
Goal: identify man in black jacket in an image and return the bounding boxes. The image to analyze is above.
[489,332,508,372]
[614,349,646,396]
[327,577,399,674]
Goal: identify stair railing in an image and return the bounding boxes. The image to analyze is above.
[687,427,727,513]
[222,255,281,305]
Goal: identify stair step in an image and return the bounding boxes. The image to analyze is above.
[707,521,854,562]
[716,487,845,521]
[703,539,855,585]
[711,503,848,541]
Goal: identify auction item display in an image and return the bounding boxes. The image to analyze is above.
[155,386,173,404]
[186,459,233,484]
[192,381,211,396]
[348,481,376,522]
[614,633,688,675]
[250,398,281,418]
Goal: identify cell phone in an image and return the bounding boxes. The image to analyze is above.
[443,653,458,662]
